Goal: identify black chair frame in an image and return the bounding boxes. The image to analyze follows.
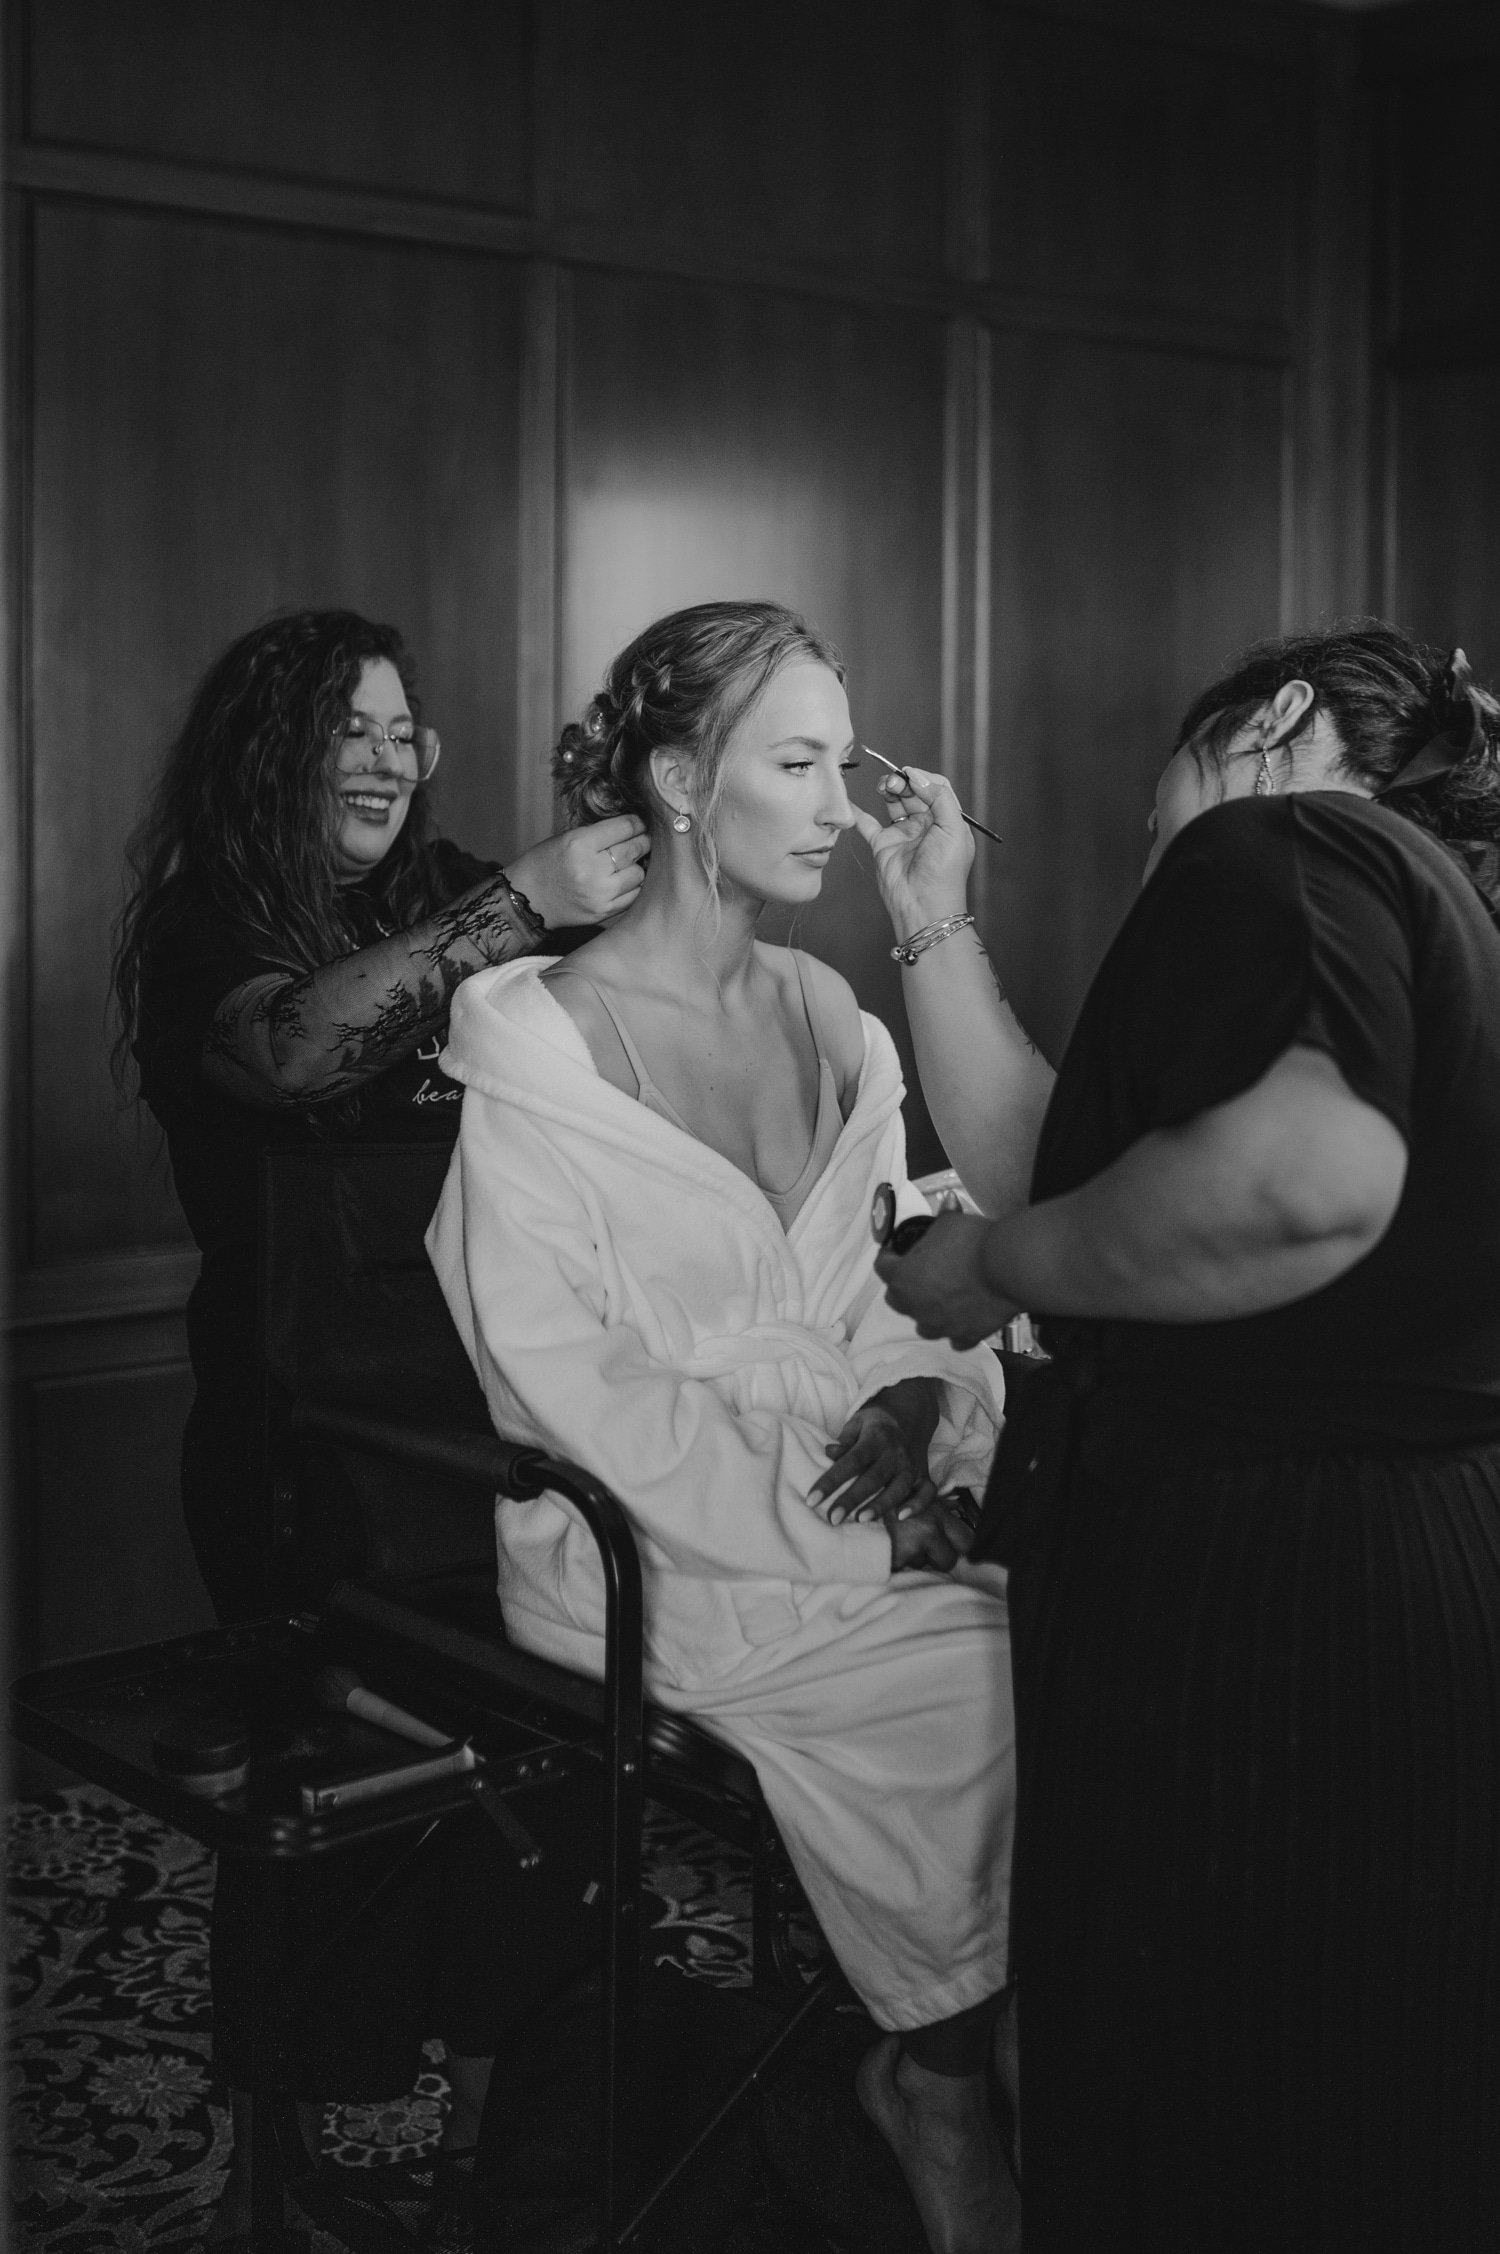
[254,1146,837,2247]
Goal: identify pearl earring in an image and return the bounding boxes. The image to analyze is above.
[671,811,692,834]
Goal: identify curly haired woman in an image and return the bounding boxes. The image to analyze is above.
[114,607,644,2241]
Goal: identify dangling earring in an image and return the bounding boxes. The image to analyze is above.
[1254,748,1276,797]
[671,811,692,834]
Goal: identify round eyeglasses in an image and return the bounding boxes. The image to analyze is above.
[336,715,442,786]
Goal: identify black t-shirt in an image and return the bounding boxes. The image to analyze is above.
[1032,793,1500,1452]
[136,837,496,1267]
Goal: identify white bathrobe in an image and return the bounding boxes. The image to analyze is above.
[427,957,1014,2028]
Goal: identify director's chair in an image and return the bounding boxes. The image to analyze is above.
[10,1144,834,2254]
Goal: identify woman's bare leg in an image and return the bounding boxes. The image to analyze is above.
[857,2036,1021,2254]
[442,2052,492,2150]
[993,1983,1021,2184]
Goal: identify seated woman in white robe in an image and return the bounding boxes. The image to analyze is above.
[427,600,1018,2254]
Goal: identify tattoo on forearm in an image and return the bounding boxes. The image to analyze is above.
[969,935,1038,1055]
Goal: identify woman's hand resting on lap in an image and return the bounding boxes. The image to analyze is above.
[876,1211,1020,1351]
[809,1378,979,1572]
[887,1499,976,1573]
[505,814,649,928]
[810,1378,940,1526]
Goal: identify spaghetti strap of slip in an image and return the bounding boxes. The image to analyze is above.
[789,947,833,1071]
[567,975,692,1129]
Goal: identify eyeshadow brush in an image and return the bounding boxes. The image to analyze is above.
[861,747,1005,845]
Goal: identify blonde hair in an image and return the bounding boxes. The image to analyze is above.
[553,599,845,904]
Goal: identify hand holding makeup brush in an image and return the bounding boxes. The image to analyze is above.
[850,760,976,941]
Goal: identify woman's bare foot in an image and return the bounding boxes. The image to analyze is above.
[856,2035,1021,2254]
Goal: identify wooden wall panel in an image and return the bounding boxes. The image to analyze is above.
[3,0,1398,1665]
[1379,7,1500,690]
[26,204,525,1267]
[986,12,1295,324]
[25,0,534,212]
[1392,367,1500,683]
[562,272,950,1169]
[1384,10,1500,339]
[986,332,1285,1059]
[13,1355,211,1669]
[554,0,948,280]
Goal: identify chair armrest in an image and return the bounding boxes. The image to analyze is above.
[289,1400,643,1641]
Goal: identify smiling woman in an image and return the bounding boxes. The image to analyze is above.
[109,606,647,2239]
[112,607,651,1617]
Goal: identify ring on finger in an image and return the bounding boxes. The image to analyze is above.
[607,848,618,873]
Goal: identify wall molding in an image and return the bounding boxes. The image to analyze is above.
[515,259,561,843]
[12,1247,199,1332]
[3,141,1294,373]
[1386,325,1500,377]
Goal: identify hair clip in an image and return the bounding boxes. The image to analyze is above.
[584,706,606,739]
[1377,647,1487,797]
[1441,647,1475,719]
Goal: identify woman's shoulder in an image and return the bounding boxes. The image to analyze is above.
[537,943,637,1096]
[138,874,280,1012]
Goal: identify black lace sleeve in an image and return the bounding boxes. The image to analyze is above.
[201,871,541,1109]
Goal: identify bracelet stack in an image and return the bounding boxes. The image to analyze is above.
[890,913,975,967]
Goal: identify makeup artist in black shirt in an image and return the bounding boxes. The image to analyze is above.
[859,623,1500,2254]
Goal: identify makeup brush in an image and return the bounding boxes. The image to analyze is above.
[862,747,1004,846]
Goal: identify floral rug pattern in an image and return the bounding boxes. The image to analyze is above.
[6,1789,760,2251]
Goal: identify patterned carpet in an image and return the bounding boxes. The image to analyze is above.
[6,1786,816,2253]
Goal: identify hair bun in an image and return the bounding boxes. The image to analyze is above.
[552,705,632,824]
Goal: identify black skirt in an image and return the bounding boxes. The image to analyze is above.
[990,1398,1500,2253]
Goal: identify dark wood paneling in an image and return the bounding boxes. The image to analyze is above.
[14,1356,212,1668]
[1288,9,1374,625]
[1392,367,1500,683]
[1386,47,1500,343]
[987,11,1297,325]
[3,0,1402,1672]
[562,271,949,1169]
[25,0,534,213]
[985,331,1285,1059]
[1378,8,1500,691]
[26,203,525,1265]
[554,0,948,282]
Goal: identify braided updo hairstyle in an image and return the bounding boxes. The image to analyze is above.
[1176,622,1500,880]
[553,599,845,899]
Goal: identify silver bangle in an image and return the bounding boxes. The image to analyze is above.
[891,913,975,967]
